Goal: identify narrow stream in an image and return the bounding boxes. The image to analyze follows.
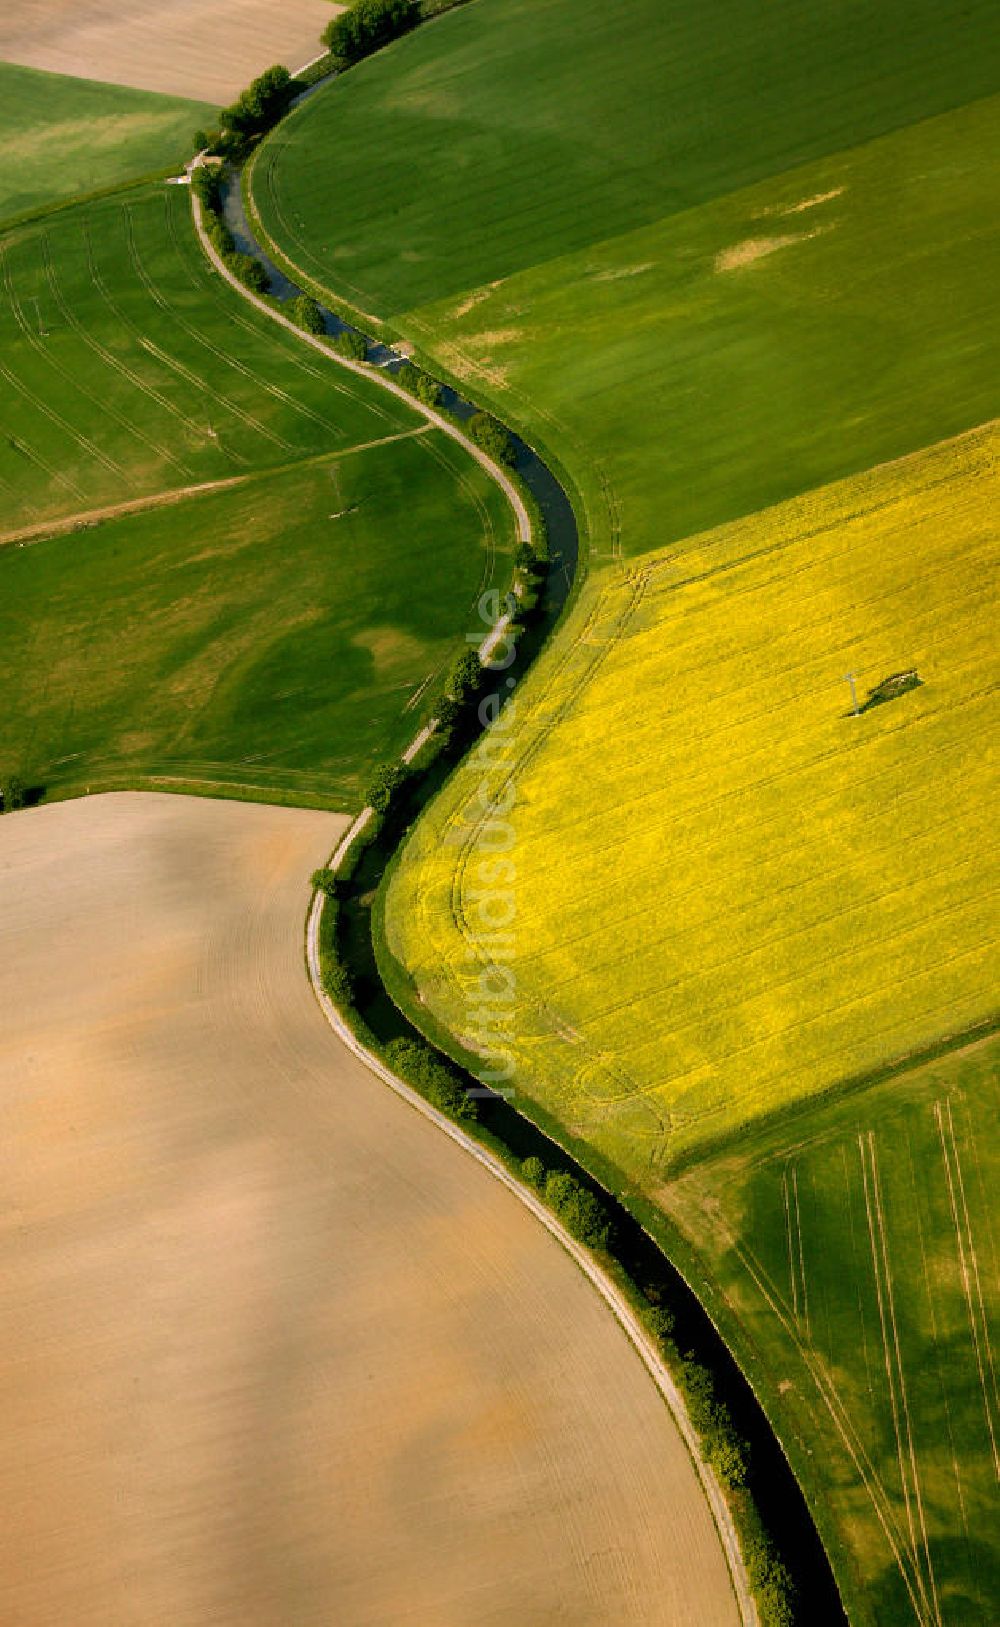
[220,170,846,1624]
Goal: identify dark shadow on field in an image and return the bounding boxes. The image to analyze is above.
[868,1533,999,1627]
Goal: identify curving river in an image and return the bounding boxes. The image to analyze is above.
[217,167,847,1625]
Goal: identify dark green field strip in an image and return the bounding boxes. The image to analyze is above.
[253,0,1000,316]
[0,434,515,805]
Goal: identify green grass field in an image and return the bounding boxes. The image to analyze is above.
[0,62,210,225]
[0,184,514,806]
[250,2,1000,1615]
[249,0,1000,317]
[668,1035,1000,1624]
[0,185,416,529]
[1,434,511,806]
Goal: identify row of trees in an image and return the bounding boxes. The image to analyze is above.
[192,164,270,295]
[195,65,295,161]
[520,1157,613,1251]
[324,0,417,66]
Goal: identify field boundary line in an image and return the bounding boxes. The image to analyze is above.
[0,429,431,552]
[933,1099,1000,1477]
[943,1098,1000,1426]
[858,1133,941,1623]
[864,1132,942,1624]
[726,1224,927,1622]
[304,820,757,1627]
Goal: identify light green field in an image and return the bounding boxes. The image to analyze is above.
[0,184,514,805]
[249,3,1000,557]
[0,185,415,529]
[0,62,210,225]
[249,0,1000,317]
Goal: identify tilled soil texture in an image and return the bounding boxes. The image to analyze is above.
[0,793,740,1627]
[0,0,339,103]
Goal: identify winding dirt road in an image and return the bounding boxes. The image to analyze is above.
[0,793,740,1626]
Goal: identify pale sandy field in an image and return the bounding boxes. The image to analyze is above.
[0,0,340,103]
[0,793,738,1627]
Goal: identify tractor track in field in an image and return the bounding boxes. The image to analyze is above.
[0,426,432,552]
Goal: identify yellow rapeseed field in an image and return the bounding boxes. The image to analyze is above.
[385,423,999,1177]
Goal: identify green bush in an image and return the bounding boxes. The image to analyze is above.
[467,410,516,467]
[333,329,368,362]
[396,360,442,407]
[191,164,222,213]
[220,65,294,144]
[447,648,484,707]
[322,958,355,1005]
[645,1303,676,1346]
[291,294,325,335]
[0,775,24,813]
[542,1170,612,1250]
[521,1155,545,1189]
[311,867,343,898]
[207,217,235,257]
[366,761,408,813]
[385,1036,477,1121]
[323,0,417,64]
[224,252,269,295]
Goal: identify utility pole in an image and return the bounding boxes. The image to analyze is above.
[32,297,45,337]
[844,672,860,717]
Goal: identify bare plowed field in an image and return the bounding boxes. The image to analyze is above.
[0,0,338,103]
[0,793,738,1627]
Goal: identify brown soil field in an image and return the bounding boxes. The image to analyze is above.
[0,793,739,1626]
[0,0,340,104]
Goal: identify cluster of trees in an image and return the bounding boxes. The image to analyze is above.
[332,329,368,362]
[324,0,417,66]
[366,760,410,813]
[290,295,325,336]
[435,648,486,742]
[192,164,270,295]
[195,66,296,160]
[0,775,25,813]
[396,360,442,408]
[385,1035,478,1121]
[467,410,516,467]
[521,1157,613,1251]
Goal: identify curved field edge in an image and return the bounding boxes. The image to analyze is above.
[385,423,999,1165]
[0,182,524,809]
[0,791,748,1627]
[245,14,1000,1620]
[305,813,757,1626]
[379,426,999,1622]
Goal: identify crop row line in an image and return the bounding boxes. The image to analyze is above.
[728,1223,929,1623]
[933,1098,1000,1479]
[513,774,989,975]
[3,240,189,485]
[858,1131,942,1624]
[509,675,996,857]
